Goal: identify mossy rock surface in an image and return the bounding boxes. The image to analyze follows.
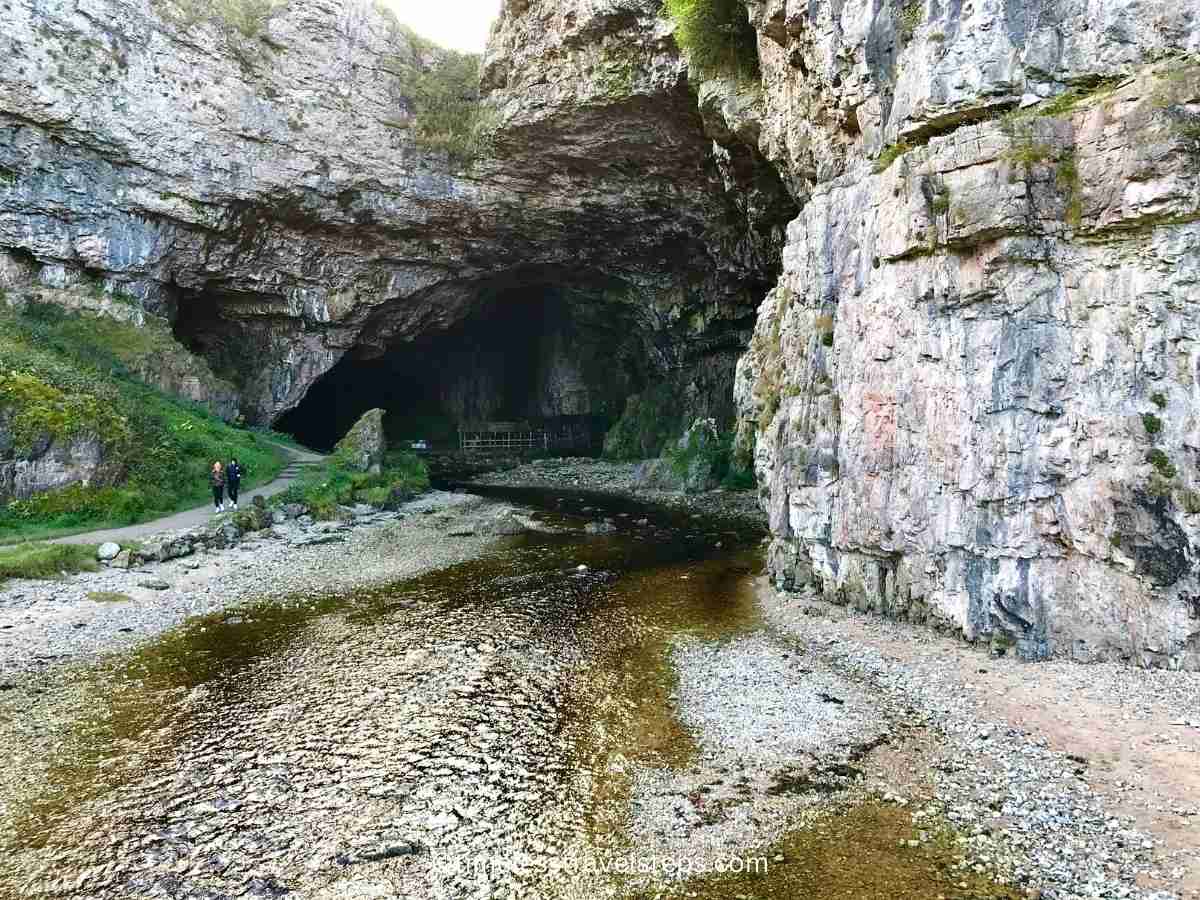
[333,409,387,474]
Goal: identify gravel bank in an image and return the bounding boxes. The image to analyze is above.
[754,584,1200,900]
[467,458,766,532]
[0,492,511,679]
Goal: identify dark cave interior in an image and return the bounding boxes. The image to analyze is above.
[274,287,647,453]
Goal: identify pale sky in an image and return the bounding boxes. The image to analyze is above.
[381,0,502,53]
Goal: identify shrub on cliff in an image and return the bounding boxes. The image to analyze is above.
[409,56,497,161]
[664,419,755,491]
[663,0,760,80]
[160,0,280,37]
[378,14,497,163]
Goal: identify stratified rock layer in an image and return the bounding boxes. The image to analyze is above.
[736,2,1200,667]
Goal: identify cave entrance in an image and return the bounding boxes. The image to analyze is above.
[275,285,647,454]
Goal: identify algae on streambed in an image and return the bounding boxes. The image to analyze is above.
[634,801,1023,900]
[0,490,763,897]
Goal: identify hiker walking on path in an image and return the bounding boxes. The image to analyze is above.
[211,461,226,513]
[226,457,243,510]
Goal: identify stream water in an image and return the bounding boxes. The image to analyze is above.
[0,488,1017,900]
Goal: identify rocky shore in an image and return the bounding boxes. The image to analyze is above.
[608,584,1198,899]
[0,491,526,679]
[466,457,767,532]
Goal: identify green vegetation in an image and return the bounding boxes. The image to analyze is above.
[375,11,496,163]
[662,0,760,80]
[595,50,639,97]
[1142,413,1163,436]
[0,542,99,585]
[930,182,951,215]
[1001,77,1124,128]
[403,51,497,161]
[1056,150,1082,226]
[664,426,755,491]
[0,303,285,542]
[162,0,281,37]
[1002,132,1055,166]
[874,140,913,173]
[1180,488,1200,515]
[648,800,1022,900]
[274,448,429,519]
[604,382,690,461]
[1151,392,1168,409]
[88,591,133,603]
[1147,448,1176,479]
[897,0,923,44]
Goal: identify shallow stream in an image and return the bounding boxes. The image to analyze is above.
[0,488,1015,899]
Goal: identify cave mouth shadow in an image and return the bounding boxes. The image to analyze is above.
[275,286,649,454]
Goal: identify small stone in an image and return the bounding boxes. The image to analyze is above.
[97,542,121,561]
[138,578,171,590]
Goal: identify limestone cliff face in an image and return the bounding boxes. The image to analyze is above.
[734,0,1200,667]
[0,0,790,429]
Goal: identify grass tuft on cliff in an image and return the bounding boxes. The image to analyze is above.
[663,0,761,80]
[158,0,281,37]
[0,304,285,542]
[603,382,690,461]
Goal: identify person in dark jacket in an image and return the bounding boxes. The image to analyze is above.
[227,457,243,510]
[210,461,225,513]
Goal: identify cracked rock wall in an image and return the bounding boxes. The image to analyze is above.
[736,0,1200,667]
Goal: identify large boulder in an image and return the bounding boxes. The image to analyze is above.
[335,409,387,474]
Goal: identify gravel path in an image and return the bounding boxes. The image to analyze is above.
[49,444,327,547]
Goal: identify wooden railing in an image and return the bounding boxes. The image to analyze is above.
[458,421,594,453]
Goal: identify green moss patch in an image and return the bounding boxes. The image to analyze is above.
[642,800,1022,899]
[87,591,132,604]
[273,449,429,519]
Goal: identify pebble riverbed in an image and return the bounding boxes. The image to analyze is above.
[0,476,1194,899]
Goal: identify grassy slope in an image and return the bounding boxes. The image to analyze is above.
[0,301,287,543]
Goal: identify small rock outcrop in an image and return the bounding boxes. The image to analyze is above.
[0,408,109,503]
[334,409,386,474]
